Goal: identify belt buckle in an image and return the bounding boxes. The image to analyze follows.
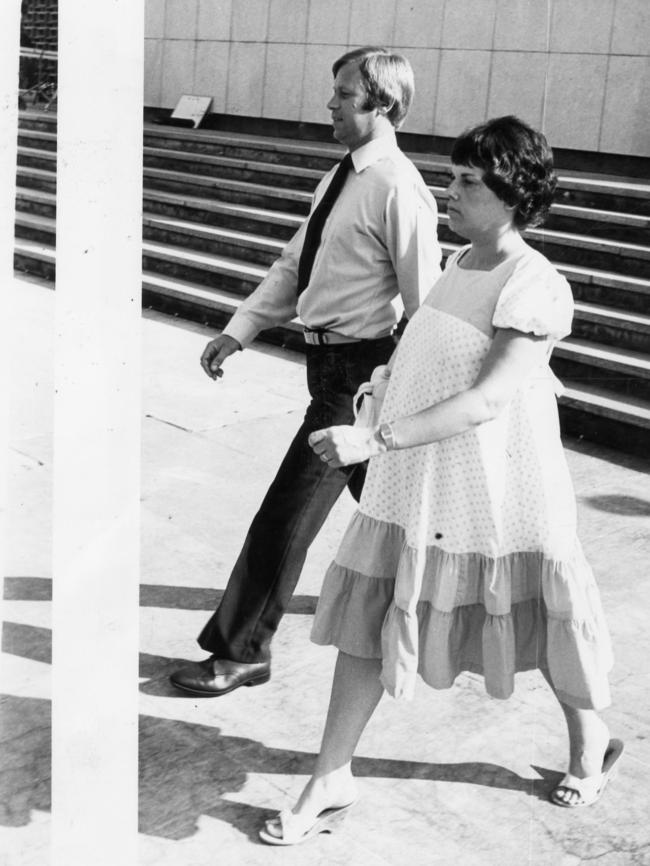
[304,328,327,346]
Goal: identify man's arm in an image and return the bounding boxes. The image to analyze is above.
[384,180,442,319]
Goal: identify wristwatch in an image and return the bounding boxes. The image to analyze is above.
[375,421,397,451]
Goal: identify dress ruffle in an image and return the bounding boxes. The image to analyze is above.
[311,512,613,710]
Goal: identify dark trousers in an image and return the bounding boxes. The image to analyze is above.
[198,336,395,663]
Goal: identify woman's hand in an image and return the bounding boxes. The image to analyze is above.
[308,425,385,468]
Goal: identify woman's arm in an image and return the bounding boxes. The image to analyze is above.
[309,328,550,466]
[388,327,549,449]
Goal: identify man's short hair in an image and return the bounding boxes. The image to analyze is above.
[332,46,414,129]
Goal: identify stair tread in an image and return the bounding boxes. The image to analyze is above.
[17,145,57,160]
[142,271,303,333]
[144,166,312,203]
[14,238,55,258]
[551,202,650,228]
[556,337,650,373]
[143,214,285,252]
[559,379,650,424]
[143,187,303,227]
[573,301,650,329]
[15,185,56,203]
[14,212,56,230]
[142,240,268,278]
[144,146,324,180]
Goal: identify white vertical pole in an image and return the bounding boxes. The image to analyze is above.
[52,1,143,864]
[0,2,22,639]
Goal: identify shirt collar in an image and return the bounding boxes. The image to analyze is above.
[349,129,399,173]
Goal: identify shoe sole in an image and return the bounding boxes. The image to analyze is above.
[170,671,271,697]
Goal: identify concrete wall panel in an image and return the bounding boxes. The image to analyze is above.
[263,43,306,120]
[231,0,269,41]
[144,0,650,156]
[194,40,230,112]
[544,53,609,151]
[398,47,438,135]
[306,0,350,45]
[601,55,650,155]
[164,0,198,39]
[349,0,395,46]
[160,39,196,108]
[301,43,346,125]
[226,42,266,115]
[441,0,497,50]
[493,0,550,51]
[550,0,615,53]
[145,0,166,39]
[393,0,444,49]
[487,51,547,129]
[434,50,491,137]
[611,0,650,55]
[144,38,164,106]
[268,0,308,43]
[197,0,232,41]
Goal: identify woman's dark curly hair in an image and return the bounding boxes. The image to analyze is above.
[451,115,556,229]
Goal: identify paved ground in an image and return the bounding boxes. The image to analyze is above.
[2,274,650,865]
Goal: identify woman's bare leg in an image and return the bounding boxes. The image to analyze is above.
[543,670,610,805]
[269,651,384,832]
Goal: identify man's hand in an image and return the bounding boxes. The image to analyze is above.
[200,334,242,380]
[308,425,385,468]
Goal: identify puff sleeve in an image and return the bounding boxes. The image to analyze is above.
[492,250,574,340]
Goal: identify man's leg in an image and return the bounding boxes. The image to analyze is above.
[170,337,393,694]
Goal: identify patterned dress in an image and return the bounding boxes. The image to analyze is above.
[311,245,613,710]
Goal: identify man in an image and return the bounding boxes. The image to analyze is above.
[170,46,441,696]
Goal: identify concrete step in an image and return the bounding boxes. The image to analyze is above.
[14,211,56,246]
[15,186,56,218]
[17,127,58,151]
[19,206,650,340]
[15,165,57,194]
[143,166,312,215]
[143,166,650,278]
[143,214,284,268]
[18,110,57,134]
[141,240,265,298]
[558,380,650,455]
[143,187,302,240]
[439,215,650,280]
[143,124,345,172]
[552,338,650,401]
[16,145,57,171]
[14,237,55,280]
[141,143,650,244]
[144,146,322,192]
[554,174,650,217]
[572,302,650,354]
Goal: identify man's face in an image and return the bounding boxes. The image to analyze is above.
[327,61,384,151]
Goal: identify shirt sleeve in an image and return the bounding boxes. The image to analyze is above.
[492,253,574,340]
[383,177,442,320]
[222,216,309,348]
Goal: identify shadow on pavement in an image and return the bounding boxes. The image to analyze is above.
[1,621,51,665]
[138,714,554,842]
[0,695,51,827]
[583,494,650,517]
[139,584,318,615]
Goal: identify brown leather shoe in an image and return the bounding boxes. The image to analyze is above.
[169,656,271,697]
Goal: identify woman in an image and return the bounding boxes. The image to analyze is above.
[259,116,622,846]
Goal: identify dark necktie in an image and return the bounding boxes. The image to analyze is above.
[296,153,353,295]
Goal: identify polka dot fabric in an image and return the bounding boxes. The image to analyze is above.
[311,245,613,709]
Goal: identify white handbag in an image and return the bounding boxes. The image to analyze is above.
[352,365,391,429]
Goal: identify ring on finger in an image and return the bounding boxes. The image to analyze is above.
[320,453,330,463]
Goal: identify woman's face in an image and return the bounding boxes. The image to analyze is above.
[446,163,515,241]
